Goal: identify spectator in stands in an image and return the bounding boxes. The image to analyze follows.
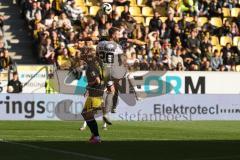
[178,13,191,32]
[231,22,240,37]
[165,13,175,31]
[139,55,149,70]
[41,1,53,19]
[160,53,171,70]
[64,0,83,24]
[219,19,232,36]
[0,15,4,37]
[211,49,223,71]
[201,35,212,55]
[181,47,193,70]
[196,0,209,17]
[148,30,159,49]
[57,12,72,29]
[222,43,236,65]
[25,1,41,29]
[44,37,56,61]
[57,48,71,69]
[17,0,240,72]
[168,0,181,16]
[150,40,161,58]
[189,63,199,71]
[219,65,227,71]
[0,51,5,71]
[121,5,131,21]
[179,0,195,16]
[113,0,130,7]
[44,12,55,28]
[159,22,171,41]
[224,0,240,8]
[126,43,136,65]
[132,24,145,41]
[170,23,183,46]
[162,40,173,58]
[230,64,237,71]
[209,0,222,18]
[149,59,159,70]
[175,62,184,71]
[151,0,165,10]
[1,49,13,70]
[7,72,23,93]
[187,29,200,52]
[149,11,162,32]
[204,45,213,61]
[200,56,210,70]
[171,48,184,69]
[0,39,6,53]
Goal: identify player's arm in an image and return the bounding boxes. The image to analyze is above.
[127,38,147,46]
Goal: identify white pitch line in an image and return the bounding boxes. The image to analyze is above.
[185,155,240,160]
[0,139,112,160]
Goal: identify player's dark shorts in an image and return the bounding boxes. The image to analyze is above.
[83,96,103,112]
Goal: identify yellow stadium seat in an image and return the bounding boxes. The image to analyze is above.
[75,0,85,6]
[173,17,181,23]
[129,6,141,16]
[77,6,88,14]
[142,7,153,16]
[198,17,208,26]
[211,36,219,46]
[185,17,193,22]
[116,6,124,15]
[134,16,145,24]
[130,0,137,6]
[222,8,231,17]
[86,0,99,6]
[233,36,240,46]
[236,65,240,72]
[220,36,233,46]
[210,17,223,28]
[145,16,153,26]
[212,45,223,53]
[137,0,147,6]
[89,6,100,16]
[160,17,167,22]
[231,8,240,17]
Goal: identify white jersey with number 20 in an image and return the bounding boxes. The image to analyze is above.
[96,41,127,79]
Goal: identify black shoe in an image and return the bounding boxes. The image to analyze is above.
[103,116,112,125]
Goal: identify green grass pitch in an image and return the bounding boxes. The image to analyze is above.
[0,121,240,160]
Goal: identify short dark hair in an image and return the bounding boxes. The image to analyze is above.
[108,27,119,37]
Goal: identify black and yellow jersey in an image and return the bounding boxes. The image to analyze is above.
[86,64,104,97]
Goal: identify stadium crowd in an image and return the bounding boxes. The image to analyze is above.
[12,0,240,71]
[0,14,12,71]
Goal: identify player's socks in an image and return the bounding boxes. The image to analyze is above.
[86,120,95,135]
[103,116,112,125]
[103,122,107,128]
[102,122,108,130]
[80,121,87,131]
[91,119,99,136]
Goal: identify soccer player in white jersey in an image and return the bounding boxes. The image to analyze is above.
[97,27,127,114]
